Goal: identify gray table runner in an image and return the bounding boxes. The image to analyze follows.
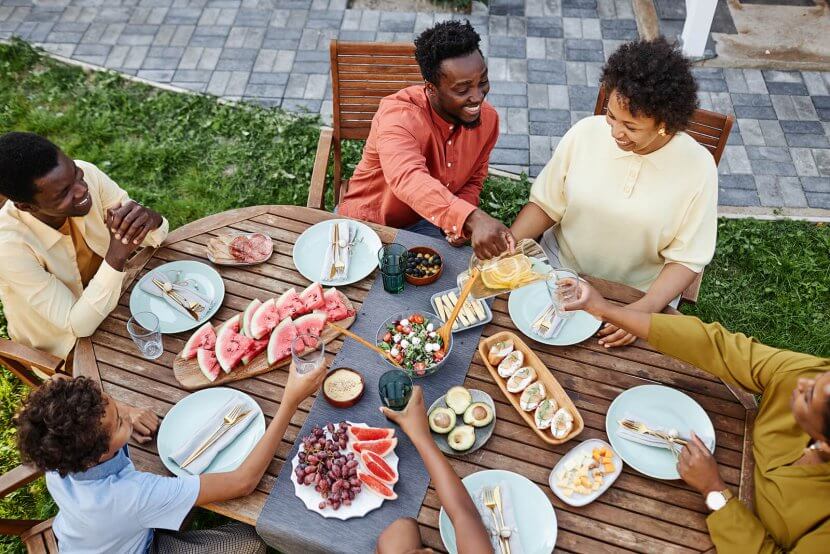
[257,228,488,554]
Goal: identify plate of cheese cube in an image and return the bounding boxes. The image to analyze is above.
[549,439,622,506]
[430,288,492,333]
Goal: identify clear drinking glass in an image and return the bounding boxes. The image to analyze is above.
[377,243,408,294]
[378,369,413,411]
[292,334,326,375]
[127,312,163,359]
[546,268,580,319]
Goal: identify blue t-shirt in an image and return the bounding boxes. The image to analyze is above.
[45,446,200,554]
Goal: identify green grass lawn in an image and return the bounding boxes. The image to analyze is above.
[1,39,828,552]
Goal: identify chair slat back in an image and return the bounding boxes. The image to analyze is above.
[0,339,65,389]
[593,86,733,166]
[329,41,423,203]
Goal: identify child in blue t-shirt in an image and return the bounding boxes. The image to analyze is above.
[14,364,325,554]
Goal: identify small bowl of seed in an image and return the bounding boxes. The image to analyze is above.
[405,247,443,286]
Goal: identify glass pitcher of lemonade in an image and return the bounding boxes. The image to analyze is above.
[457,238,552,299]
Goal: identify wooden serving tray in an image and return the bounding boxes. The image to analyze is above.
[173,292,356,391]
[479,331,583,446]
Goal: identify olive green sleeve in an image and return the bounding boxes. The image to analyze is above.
[647,314,825,395]
[707,499,785,553]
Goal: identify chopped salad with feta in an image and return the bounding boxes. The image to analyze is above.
[378,313,446,376]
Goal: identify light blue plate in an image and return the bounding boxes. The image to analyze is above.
[130,260,224,334]
[605,385,716,480]
[157,388,266,477]
[508,280,602,346]
[439,469,557,554]
[292,219,383,286]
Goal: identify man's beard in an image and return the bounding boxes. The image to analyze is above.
[460,116,482,130]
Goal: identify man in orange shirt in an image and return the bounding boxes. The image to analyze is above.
[338,20,513,259]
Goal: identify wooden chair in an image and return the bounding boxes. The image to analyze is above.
[0,341,63,552]
[306,41,423,210]
[593,86,734,303]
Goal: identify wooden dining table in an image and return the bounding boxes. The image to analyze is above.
[75,204,757,553]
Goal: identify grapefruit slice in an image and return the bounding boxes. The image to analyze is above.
[299,282,326,312]
[352,438,397,457]
[275,288,307,320]
[215,315,253,373]
[241,298,262,338]
[360,451,398,485]
[241,338,268,365]
[348,426,395,442]
[294,311,327,349]
[196,348,221,382]
[250,298,280,340]
[358,471,397,500]
[267,318,298,365]
[182,322,216,360]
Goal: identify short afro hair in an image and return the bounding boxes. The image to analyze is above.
[15,377,111,476]
[0,132,61,204]
[414,20,482,86]
[600,37,698,133]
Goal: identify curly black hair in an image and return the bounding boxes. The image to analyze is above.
[414,20,482,86]
[600,37,698,133]
[15,377,111,476]
[0,132,61,204]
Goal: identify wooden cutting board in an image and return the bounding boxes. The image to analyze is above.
[173,292,356,391]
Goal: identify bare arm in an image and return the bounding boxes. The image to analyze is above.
[563,280,652,340]
[509,201,555,243]
[381,387,493,554]
[195,362,326,506]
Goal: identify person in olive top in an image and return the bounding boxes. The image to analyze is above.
[563,280,830,553]
[0,132,168,362]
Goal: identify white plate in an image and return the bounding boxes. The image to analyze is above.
[291,422,398,520]
[549,439,623,507]
[292,219,383,286]
[157,388,265,477]
[508,280,602,346]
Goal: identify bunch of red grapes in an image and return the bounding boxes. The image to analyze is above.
[295,421,362,511]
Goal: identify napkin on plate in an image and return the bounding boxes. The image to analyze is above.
[139,269,213,321]
[616,415,715,454]
[474,482,524,554]
[320,221,353,282]
[169,396,258,475]
[531,303,566,339]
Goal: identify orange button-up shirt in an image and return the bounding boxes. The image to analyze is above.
[338,85,499,236]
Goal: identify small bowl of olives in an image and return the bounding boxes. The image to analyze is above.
[405,247,443,286]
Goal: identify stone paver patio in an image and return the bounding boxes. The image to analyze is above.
[0,0,828,212]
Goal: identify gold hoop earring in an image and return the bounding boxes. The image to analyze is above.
[658,128,666,137]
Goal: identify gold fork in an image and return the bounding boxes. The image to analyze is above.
[328,224,339,279]
[180,405,247,468]
[333,224,346,276]
[532,304,556,334]
[483,487,510,554]
[152,278,201,320]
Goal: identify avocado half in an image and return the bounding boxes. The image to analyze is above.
[428,407,456,434]
[445,386,472,415]
[447,425,476,451]
[463,402,494,427]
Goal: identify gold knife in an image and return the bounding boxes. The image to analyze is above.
[493,486,512,554]
[328,224,339,280]
[181,410,251,468]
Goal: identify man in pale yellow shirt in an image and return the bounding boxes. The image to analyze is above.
[0,132,168,361]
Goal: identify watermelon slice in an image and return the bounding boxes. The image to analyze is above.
[181,323,216,360]
[241,338,268,365]
[250,298,280,340]
[215,314,254,373]
[267,318,298,365]
[294,311,328,349]
[352,438,397,457]
[299,282,326,312]
[358,471,397,500]
[275,288,307,320]
[196,348,221,382]
[323,288,354,322]
[360,451,398,484]
[348,426,395,442]
[241,299,262,338]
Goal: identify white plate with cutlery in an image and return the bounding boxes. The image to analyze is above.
[130,260,224,334]
[157,388,265,477]
[292,218,383,286]
[508,280,601,346]
[440,469,557,554]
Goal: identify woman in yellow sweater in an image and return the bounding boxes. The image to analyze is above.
[510,38,718,348]
[564,281,830,553]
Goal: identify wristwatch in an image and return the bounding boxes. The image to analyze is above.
[705,488,734,511]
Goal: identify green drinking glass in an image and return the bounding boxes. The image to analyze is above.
[378,369,413,411]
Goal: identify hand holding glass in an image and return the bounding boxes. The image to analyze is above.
[546,268,580,319]
[292,334,326,375]
[378,369,413,411]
